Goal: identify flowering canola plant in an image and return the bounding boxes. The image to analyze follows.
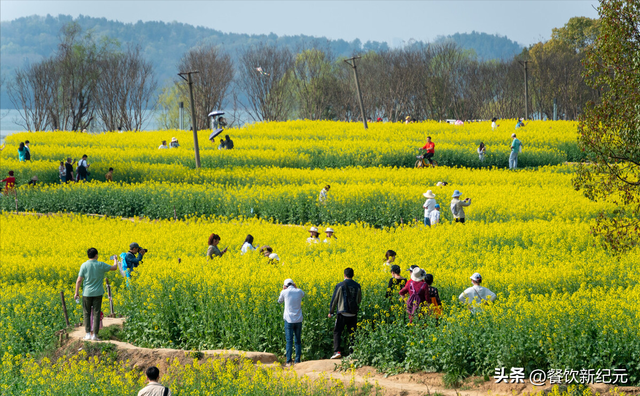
[1,120,638,388]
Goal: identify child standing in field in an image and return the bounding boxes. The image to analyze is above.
[105,168,114,182]
[429,204,440,227]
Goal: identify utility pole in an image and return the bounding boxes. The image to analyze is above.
[179,101,184,130]
[518,60,529,120]
[178,71,201,168]
[343,56,368,130]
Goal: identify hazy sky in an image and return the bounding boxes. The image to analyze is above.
[2,0,599,46]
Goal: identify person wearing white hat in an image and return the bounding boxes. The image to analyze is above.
[458,273,496,314]
[169,137,180,148]
[399,267,428,323]
[422,190,437,226]
[307,227,320,244]
[323,227,336,243]
[278,278,305,366]
[450,190,471,224]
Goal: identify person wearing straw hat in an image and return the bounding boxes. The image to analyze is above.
[399,267,428,323]
[450,190,471,224]
[422,190,437,226]
[307,227,320,244]
[323,228,336,243]
[278,278,305,366]
[459,273,496,314]
[169,137,180,148]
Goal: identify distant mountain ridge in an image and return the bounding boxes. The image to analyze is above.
[0,14,523,109]
[434,31,523,60]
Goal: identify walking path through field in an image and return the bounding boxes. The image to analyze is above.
[68,318,637,396]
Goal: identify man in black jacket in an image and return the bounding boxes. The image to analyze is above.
[328,267,361,359]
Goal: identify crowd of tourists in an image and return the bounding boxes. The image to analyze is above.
[75,232,497,367]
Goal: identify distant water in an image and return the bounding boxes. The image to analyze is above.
[1,109,250,143]
[1,109,161,143]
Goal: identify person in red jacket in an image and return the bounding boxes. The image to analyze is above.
[421,136,435,166]
[1,170,16,195]
[399,267,428,323]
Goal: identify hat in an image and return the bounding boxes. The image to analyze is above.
[423,190,436,199]
[283,278,294,287]
[411,267,426,282]
[129,242,140,249]
[309,226,318,232]
[31,176,38,181]
[171,137,178,142]
[405,116,411,120]
[452,190,462,198]
[390,264,401,274]
[376,117,382,122]
[511,133,516,137]
[269,253,280,261]
[470,273,482,281]
[406,264,419,273]
[325,227,334,233]
[434,204,440,208]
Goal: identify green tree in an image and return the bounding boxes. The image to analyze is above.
[551,16,601,52]
[156,82,189,130]
[574,0,640,253]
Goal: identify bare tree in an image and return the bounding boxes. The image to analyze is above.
[7,59,57,131]
[237,44,294,122]
[178,44,233,130]
[95,45,158,131]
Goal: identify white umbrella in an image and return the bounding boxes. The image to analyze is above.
[208,110,225,118]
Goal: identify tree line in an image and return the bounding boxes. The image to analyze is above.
[9,17,599,131]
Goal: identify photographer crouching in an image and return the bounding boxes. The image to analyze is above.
[122,242,147,280]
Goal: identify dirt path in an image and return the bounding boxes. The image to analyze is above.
[69,318,638,396]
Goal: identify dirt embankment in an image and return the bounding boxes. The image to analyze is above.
[64,318,639,396]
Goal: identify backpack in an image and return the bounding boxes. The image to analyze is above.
[341,282,360,315]
[450,201,460,217]
[119,252,129,270]
[406,282,427,315]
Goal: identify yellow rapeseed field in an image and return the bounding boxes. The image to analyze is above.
[1,120,638,391]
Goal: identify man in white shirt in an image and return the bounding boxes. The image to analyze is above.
[278,279,305,365]
[429,204,440,227]
[458,273,497,313]
[158,140,168,149]
[137,367,171,396]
